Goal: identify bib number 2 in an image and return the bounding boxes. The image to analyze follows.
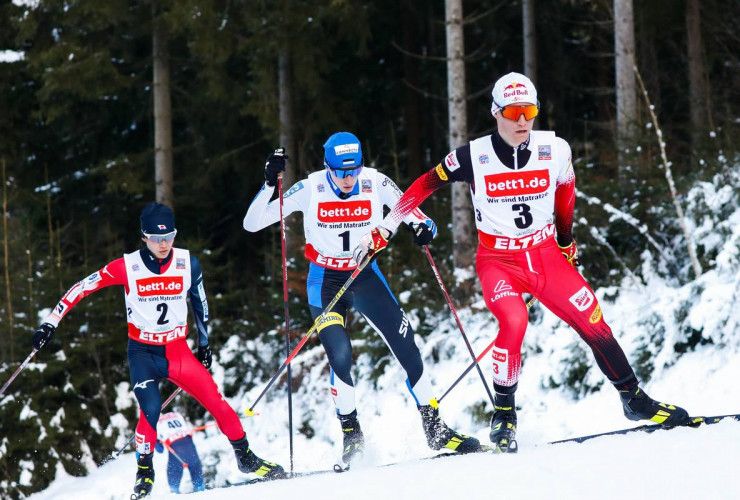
[156,303,169,325]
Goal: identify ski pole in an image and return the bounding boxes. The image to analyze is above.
[189,422,218,434]
[422,246,495,407]
[164,442,189,469]
[246,253,374,416]
[0,349,38,398]
[438,296,538,403]
[102,386,183,464]
[277,173,295,475]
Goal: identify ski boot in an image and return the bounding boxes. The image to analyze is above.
[489,393,518,453]
[230,436,286,480]
[419,399,481,454]
[338,410,365,466]
[619,386,689,426]
[132,453,155,498]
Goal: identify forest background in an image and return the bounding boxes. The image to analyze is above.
[0,0,738,497]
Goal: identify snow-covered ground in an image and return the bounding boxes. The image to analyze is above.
[23,167,740,499]
[26,333,740,500]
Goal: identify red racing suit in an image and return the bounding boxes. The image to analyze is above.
[380,131,638,394]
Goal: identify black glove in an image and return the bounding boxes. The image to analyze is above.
[410,220,437,247]
[32,323,56,350]
[264,148,288,187]
[198,344,213,369]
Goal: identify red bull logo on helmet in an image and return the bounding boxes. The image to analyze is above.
[503,82,527,90]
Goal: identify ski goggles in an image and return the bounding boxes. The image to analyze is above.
[142,229,177,243]
[497,102,540,121]
[329,166,363,179]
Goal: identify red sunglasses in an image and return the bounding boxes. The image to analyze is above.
[498,103,539,121]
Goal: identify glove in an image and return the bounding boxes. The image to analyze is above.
[352,227,392,264]
[264,148,288,187]
[155,441,164,453]
[558,240,580,268]
[410,220,437,247]
[32,323,56,350]
[198,344,213,369]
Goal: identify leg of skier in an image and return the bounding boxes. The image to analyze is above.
[128,342,169,497]
[353,262,481,454]
[477,251,529,452]
[164,340,285,479]
[533,241,689,426]
[308,263,364,466]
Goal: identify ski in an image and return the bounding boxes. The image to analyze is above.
[205,468,337,490]
[549,413,740,445]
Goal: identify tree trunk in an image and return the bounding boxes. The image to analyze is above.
[403,0,423,179]
[522,0,537,85]
[153,8,174,208]
[614,0,637,176]
[686,0,711,160]
[2,159,13,362]
[445,0,475,272]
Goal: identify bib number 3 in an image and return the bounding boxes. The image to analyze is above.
[512,203,533,229]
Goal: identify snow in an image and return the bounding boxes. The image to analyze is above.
[21,166,740,499]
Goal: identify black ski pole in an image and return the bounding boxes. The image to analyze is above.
[246,253,375,416]
[101,386,183,465]
[0,349,37,398]
[277,173,295,475]
[438,296,538,403]
[422,246,495,407]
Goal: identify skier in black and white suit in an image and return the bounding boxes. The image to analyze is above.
[244,132,482,466]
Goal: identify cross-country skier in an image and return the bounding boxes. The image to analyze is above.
[353,73,690,452]
[156,411,205,493]
[32,203,285,498]
[243,133,482,467]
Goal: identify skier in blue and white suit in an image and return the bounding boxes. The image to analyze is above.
[244,132,482,466]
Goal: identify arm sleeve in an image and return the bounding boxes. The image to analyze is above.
[380,146,473,234]
[188,255,209,347]
[553,138,576,247]
[377,173,430,227]
[43,258,128,327]
[243,181,306,232]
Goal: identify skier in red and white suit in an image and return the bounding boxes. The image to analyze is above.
[32,203,284,497]
[354,73,689,451]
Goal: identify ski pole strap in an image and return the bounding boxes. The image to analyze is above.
[0,348,38,398]
[437,295,538,403]
[246,254,373,416]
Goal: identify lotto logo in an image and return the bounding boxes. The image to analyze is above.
[136,276,184,296]
[317,201,372,222]
[485,169,550,197]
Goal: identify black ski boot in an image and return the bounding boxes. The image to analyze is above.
[230,436,286,480]
[619,386,689,426]
[419,400,481,454]
[132,453,155,498]
[489,393,517,453]
[338,410,365,465]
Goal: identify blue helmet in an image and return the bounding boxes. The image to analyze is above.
[323,132,363,170]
